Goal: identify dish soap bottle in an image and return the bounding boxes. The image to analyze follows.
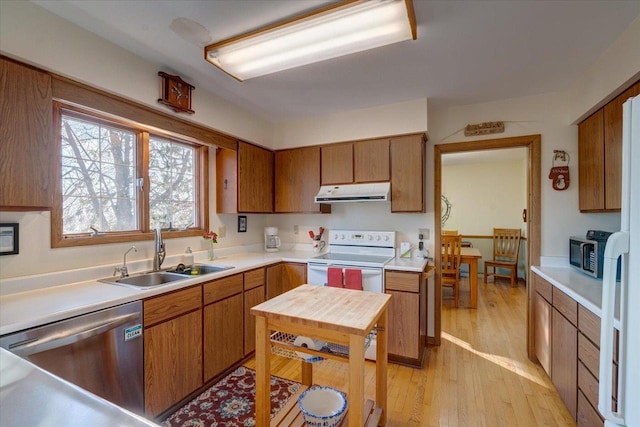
[184,246,194,268]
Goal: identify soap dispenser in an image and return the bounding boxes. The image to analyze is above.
[184,246,194,267]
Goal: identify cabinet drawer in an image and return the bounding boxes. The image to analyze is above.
[244,268,265,290]
[144,286,202,326]
[579,332,600,380]
[534,274,552,302]
[203,273,243,305]
[553,287,578,326]
[579,305,600,347]
[385,271,420,292]
[578,362,599,411]
[577,390,604,427]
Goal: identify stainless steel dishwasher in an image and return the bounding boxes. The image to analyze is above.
[0,301,144,414]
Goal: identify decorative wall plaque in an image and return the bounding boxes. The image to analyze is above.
[158,72,195,114]
[464,121,504,137]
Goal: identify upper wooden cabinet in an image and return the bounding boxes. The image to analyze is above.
[0,57,53,210]
[578,81,639,212]
[216,141,274,213]
[321,143,353,185]
[354,138,390,183]
[275,146,330,213]
[390,134,426,212]
[320,138,390,185]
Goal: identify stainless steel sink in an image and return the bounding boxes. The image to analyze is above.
[100,271,188,288]
[166,264,235,276]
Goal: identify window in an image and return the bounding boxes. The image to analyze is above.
[53,104,208,247]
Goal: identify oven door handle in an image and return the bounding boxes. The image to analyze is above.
[307,264,381,275]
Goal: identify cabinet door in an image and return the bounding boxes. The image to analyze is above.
[0,58,52,210]
[354,138,390,183]
[390,134,425,212]
[386,289,420,360]
[535,292,552,376]
[552,308,578,419]
[144,310,202,417]
[266,263,283,300]
[603,81,640,210]
[321,143,353,185]
[275,146,329,213]
[283,262,306,293]
[238,141,273,213]
[244,285,265,355]
[203,293,244,382]
[579,109,605,212]
[216,147,238,213]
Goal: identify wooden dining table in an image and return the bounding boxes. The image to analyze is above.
[442,247,482,308]
[250,284,390,426]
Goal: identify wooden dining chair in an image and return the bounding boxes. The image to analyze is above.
[484,228,522,287]
[441,234,462,307]
[442,230,459,235]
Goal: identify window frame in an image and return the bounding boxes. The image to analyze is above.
[52,102,209,248]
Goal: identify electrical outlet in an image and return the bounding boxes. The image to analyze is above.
[293,225,299,235]
[419,228,430,240]
[218,226,226,238]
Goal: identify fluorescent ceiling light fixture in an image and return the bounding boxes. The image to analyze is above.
[204,0,416,81]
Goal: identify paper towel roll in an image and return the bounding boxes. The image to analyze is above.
[293,336,326,361]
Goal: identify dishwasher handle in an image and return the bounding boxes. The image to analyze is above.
[8,312,140,357]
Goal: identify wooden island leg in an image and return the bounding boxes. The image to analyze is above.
[255,316,270,427]
[376,310,388,426]
[349,334,365,426]
[301,360,313,386]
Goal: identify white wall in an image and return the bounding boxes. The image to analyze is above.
[442,159,526,235]
[273,98,428,148]
[567,14,640,123]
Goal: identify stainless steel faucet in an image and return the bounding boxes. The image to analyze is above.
[114,245,137,278]
[152,228,165,271]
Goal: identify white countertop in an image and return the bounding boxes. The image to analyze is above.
[0,250,312,336]
[1,249,428,336]
[531,265,620,326]
[384,256,429,272]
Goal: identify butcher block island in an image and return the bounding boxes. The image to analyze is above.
[251,284,391,426]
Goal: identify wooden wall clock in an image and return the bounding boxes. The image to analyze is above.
[158,71,195,114]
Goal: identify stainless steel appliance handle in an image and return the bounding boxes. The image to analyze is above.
[8,312,140,357]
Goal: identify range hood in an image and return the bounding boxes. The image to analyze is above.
[314,182,390,203]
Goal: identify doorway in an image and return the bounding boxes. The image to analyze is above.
[433,134,541,360]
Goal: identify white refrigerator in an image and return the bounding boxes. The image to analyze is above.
[599,94,640,426]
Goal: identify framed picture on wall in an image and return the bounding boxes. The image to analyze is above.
[238,215,247,233]
[0,223,19,255]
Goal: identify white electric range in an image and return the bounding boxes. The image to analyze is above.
[306,229,396,293]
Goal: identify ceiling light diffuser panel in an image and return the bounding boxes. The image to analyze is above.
[204,0,416,81]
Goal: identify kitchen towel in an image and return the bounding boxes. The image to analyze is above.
[327,267,343,287]
[344,269,363,290]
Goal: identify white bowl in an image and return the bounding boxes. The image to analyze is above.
[297,386,347,427]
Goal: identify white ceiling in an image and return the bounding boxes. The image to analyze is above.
[33,0,640,123]
[442,147,527,166]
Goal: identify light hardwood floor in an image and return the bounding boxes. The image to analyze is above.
[245,277,575,426]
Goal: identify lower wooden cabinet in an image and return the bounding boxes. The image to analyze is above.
[203,274,244,382]
[533,272,620,425]
[143,287,203,417]
[534,291,552,376]
[552,305,578,419]
[266,262,306,299]
[385,270,427,366]
[244,268,266,356]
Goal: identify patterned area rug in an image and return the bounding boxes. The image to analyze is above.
[163,366,300,427]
